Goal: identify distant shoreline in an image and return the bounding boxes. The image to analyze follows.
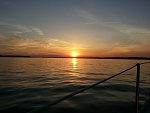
[0,55,150,60]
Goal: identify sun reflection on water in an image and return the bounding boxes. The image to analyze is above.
[72,58,77,69]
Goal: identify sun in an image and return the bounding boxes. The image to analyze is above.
[71,52,78,57]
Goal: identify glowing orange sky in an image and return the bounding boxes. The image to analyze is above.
[0,1,150,57]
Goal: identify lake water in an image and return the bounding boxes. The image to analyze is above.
[0,58,149,113]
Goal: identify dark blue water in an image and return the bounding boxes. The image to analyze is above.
[0,58,149,113]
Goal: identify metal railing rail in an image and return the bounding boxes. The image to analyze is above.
[135,62,150,113]
[27,62,150,113]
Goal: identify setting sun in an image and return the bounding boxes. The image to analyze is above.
[72,52,78,57]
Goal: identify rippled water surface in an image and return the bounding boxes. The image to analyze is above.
[0,58,149,113]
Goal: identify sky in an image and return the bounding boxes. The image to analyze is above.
[0,0,150,57]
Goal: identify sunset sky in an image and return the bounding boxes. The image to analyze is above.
[0,0,150,57]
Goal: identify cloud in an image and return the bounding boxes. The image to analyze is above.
[108,23,150,35]
[31,27,44,35]
[78,11,150,57]
[78,10,101,25]
[0,22,31,33]
[78,10,119,25]
[84,22,100,25]
[10,24,31,33]
[78,9,150,35]
[79,10,97,21]
[80,12,150,55]
[121,27,150,34]
[0,34,75,55]
[0,35,36,49]
[0,22,44,36]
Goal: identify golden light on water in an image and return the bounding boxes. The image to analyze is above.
[72,58,77,69]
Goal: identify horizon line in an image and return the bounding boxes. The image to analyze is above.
[0,55,150,60]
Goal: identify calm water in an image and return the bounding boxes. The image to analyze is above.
[0,58,149,113]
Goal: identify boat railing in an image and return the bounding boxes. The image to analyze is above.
[27,62,150,113]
